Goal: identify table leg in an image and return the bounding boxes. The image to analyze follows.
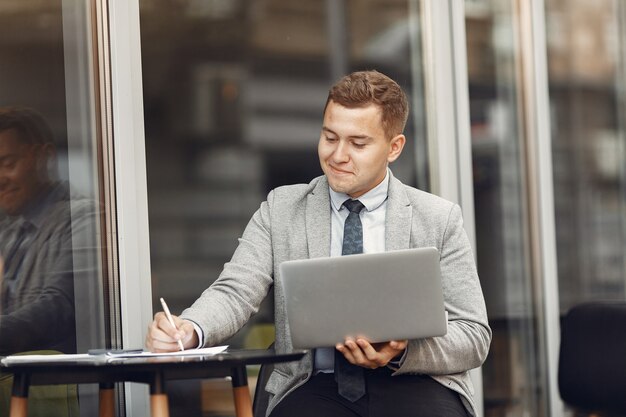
[9,397,28,417]
[149,372,170,417]
[231,366,253,417]
[99,383,115,417]
[150,394,169,417]
[9,373,29,417]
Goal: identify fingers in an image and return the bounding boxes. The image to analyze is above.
[145,312,197,352]
[336,338,407,369]
[389,339,408,352]
[336,339,379,369]
[145,312,176,352]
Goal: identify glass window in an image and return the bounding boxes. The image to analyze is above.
[465,1,549,416]
[140,0,427,415]
[545,2,626,415]
[546,0,626,312]
[0,1,110,414]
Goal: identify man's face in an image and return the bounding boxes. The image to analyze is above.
[0,129,46,216]
[318,100,405,198]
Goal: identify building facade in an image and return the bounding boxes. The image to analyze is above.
[0,0,624,416]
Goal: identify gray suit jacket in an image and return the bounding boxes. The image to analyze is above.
[0,182,99,355]
[182,172,491,416]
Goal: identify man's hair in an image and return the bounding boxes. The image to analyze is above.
[325,70,409,138]
[0,106,55,146]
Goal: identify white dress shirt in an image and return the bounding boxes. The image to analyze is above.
[314,170,390,372]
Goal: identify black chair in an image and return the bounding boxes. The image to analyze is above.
[252,343,275,417]
[558,302,626,416]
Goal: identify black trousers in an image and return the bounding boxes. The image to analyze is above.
[269,368,469,417]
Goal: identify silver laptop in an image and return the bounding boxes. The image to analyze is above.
[278,247,447,349]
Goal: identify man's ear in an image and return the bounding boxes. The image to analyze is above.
[387,134,406,163]
[35,143,57,180]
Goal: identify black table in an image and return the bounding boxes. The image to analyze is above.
[2,349,306,417]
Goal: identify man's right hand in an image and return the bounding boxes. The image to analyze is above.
[145,312,199,352]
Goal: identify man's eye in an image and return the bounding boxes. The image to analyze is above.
[325,136,337,142]
[353,143,366,149]
[1,158,17,169]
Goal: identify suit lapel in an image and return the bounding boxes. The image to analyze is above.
[385,173,412,251]
[306,176,331,258]
[304,173,411,256]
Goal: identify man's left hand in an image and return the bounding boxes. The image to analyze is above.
[336,338,407,369]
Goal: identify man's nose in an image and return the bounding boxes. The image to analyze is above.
[0,172,9,189]
[332,141,349,163]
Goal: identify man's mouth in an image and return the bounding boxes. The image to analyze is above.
[328,165,352,176]
[0,188,18,199]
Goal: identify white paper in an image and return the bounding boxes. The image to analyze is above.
[1,353,103,365]
[1,346,229,366]
[106,345,229,358]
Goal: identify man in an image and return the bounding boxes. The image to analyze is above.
[146,70,491,416]
[0,106,97,355]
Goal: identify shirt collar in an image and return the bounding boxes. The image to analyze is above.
[18,182,68,229]
[329,169,389,212]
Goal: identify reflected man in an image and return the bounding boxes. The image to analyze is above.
[0,106,98,355]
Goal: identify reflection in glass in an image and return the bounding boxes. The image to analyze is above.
[0,107,90,355]
[0,2,108,415]
[546,2,626,416]
[546,0,626,312]
[465,1,548,416]
[140,1,426,415]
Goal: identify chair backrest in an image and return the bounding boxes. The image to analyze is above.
[558,302,626,416]
[252,343,275,417]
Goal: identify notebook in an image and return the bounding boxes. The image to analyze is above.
[278,247,447,349]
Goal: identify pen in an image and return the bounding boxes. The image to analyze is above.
[160,297,185,351]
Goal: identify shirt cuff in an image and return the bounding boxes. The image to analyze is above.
[387,348,407,371]
[186,319,204,349]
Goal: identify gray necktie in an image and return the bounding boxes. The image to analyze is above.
[1,220,32,305]
[2,220,31,275]
[335,199,366,402]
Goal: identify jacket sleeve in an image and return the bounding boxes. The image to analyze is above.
[180,191,275,347]
[0,227,76,355]
[396,204,491,375]
[0,198,99,355]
